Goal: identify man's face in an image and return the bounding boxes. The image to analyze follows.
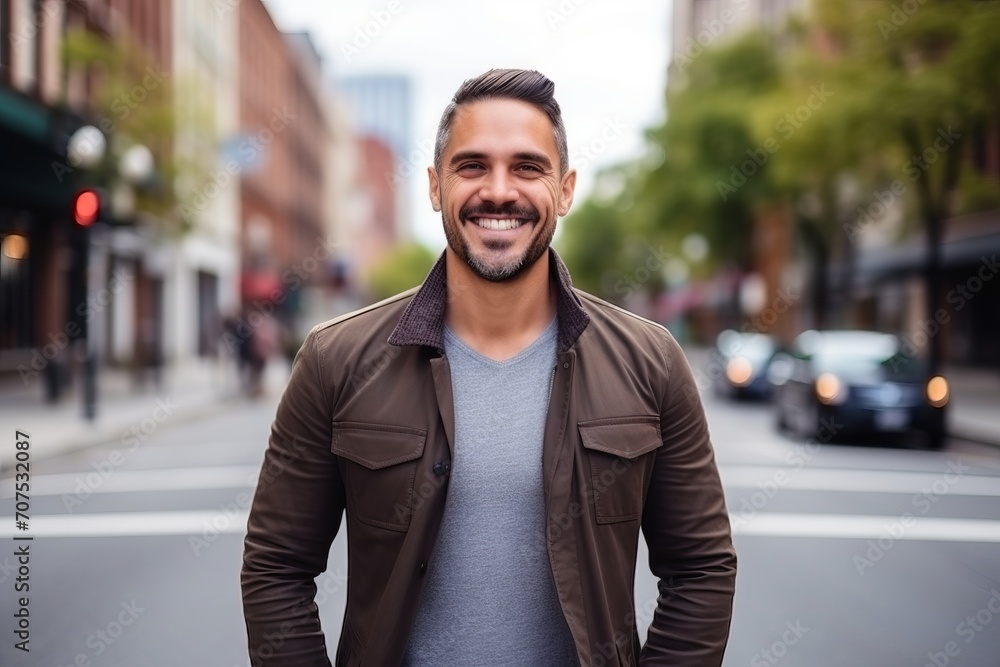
[429,98,576,282]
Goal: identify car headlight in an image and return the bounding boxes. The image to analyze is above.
[726,358,753,387]
[815,372,847,405]
[926,376,949,408]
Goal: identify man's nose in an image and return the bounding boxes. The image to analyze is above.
[478,170,519,206]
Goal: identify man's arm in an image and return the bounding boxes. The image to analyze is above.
[639,333,737,666]
[241,328,346,666]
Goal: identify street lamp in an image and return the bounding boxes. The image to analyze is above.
[67,125,107,169]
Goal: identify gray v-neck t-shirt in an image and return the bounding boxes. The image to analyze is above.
[402,317,578,666]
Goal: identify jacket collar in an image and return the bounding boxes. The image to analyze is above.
[387,247,590,353]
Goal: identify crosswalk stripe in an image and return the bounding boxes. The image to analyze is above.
[2,510,1000,541]
[719,465,1000,497]
[732,513,1000,542]
[0,465,261,498]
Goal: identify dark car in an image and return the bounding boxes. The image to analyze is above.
[769,330,949,449]
[713,330,778,400]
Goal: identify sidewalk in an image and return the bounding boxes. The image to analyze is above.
[945,366,1000,447]
[0,356,290,471]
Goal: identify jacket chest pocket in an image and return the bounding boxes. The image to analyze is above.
[332,421,426,531]
[578,416,662,524]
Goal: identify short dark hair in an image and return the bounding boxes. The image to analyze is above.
[434,68,569,175]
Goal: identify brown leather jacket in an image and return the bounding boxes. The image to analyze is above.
[241,248,736,666]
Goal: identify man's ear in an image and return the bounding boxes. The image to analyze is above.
[428,166,441,212]
[557,168,577,217]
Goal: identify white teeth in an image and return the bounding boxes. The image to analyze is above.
[473,218,524,231]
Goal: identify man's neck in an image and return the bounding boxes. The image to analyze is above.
[443,249,557,361]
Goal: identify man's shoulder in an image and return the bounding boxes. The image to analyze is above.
[307,288,417,348]
[573,288,685,366]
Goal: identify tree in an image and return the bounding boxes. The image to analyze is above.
[802,0,1000,371]
[62,28,212,233]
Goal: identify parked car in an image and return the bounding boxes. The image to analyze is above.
[713,330,779,400]
[769,330,949,449]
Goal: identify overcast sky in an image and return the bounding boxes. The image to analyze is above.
[264,0,673,249]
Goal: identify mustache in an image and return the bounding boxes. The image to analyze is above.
[460,203,539,221]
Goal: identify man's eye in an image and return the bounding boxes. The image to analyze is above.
[459,163,485,171]
[518,164,542,173]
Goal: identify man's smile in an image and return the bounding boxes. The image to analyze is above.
[468,217,529,231]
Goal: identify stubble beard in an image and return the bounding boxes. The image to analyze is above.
[442,208,556,283]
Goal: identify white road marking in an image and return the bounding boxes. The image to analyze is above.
[0,510,249,538]
[719,465,1000,497]
[0,465,260,498]
[733,513,1000,542]
[2,509,999,541]
[4,462,1000,499]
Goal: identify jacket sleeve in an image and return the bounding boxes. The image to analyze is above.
[241,327,346,666]
[639,332,737,666]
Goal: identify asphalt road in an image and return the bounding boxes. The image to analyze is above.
[2,361,1000,666]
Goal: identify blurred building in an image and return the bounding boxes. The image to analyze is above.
[1,0,342,401]
[0,0,77,383]
[334,73,413,288]
[238,3,334,338]
[168,0,241,363]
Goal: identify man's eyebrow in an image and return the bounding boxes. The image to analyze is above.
[449,151,489,166]
[513,152,553,169]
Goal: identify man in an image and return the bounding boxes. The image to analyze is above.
[242,68,736,666]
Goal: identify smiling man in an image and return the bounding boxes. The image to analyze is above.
[241,68,736,666]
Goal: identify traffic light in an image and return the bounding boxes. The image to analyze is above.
[73,188,100,227]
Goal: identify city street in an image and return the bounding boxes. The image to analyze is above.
[2,355,1000,667]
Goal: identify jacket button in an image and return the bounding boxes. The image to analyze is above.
[418,562,427,575]
[562,362,569,369]
[433,461,451,477]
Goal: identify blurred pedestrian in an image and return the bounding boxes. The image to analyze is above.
[247,312,278,397]
[242,68,736,666]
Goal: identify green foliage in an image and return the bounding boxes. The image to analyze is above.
[559,0,1000,304]
[365,243,439,301]
[62,29,212,234]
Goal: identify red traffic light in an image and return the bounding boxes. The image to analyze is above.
[73,189,100,227]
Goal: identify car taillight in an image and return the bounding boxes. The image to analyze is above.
[816,373,847,405]
[726,358,753,387]
[926,376,949,408]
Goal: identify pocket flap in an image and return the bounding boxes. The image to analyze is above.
[578,417,661,459]
[332,422,426,470]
